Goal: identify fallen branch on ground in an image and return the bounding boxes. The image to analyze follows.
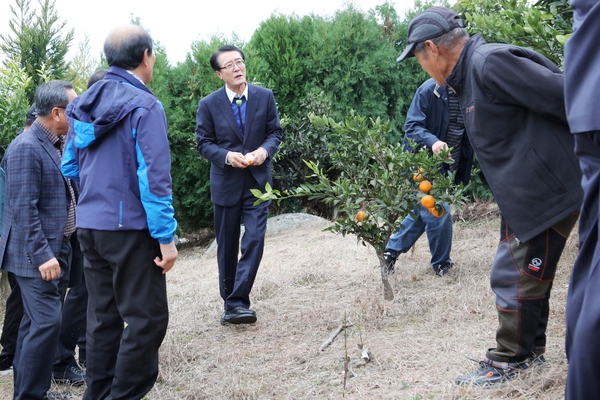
[319,323,354,351]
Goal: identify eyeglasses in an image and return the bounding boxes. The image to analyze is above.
[220,59,245,71]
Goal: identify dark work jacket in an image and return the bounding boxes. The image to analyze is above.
[402,78,473,185]
[446,35,582,242]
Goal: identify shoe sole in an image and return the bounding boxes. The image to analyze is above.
[455,377,505,386]
[455,369,519,387]
[221,315,257,325]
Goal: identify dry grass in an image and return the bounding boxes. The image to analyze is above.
[0,209,578,399]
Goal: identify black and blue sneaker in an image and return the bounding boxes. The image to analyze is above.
[434,261,453,277]
[383,251,397,275]
[455,360,518,386]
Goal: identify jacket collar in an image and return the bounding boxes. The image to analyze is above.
[105,66,154,96]
[446,35,486,95]
[28,123,64,173]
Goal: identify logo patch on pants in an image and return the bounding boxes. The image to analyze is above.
[528,258,542,272]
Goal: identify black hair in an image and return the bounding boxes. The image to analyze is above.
[35,81,74,117]
[87,69,108,89]
[209,45,245,71]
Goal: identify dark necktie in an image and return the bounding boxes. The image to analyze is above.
[233,95,246,137]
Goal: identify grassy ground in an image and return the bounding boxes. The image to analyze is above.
[0,207,578,399]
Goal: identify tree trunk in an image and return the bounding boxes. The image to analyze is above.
[378,253,394,301]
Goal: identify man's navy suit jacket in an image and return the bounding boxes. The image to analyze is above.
[196,83,282,207]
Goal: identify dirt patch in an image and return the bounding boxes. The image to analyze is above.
[453,199,501,222]
[0,208,578,399]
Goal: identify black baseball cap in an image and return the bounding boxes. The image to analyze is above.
[26,103,37,119]
[396,6,465,63]
[25,103,37,127]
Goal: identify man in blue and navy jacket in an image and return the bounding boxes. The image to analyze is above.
[384,78,473,277]
[62,24,177,400]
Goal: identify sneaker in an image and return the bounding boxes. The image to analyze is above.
[435,262,453,277]
[523,354,548,368]
[455,360,518,386]
[383,251,396,275]
[45,391,71,400]
[52,364,85,386]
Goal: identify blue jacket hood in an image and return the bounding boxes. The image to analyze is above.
[67,66,157,149]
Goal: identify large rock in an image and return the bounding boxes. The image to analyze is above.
[203,213,329,257]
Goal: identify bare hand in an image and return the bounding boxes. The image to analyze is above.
[431,140,448,155]
[38,257,61,281]
[227,151,251,168]
[245,147,268,166]
[154,241,178,274]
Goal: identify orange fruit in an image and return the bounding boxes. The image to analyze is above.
[412,173,424,182]
[428,206,445,218]
[356,210,367,222]
[419,180,432,193]
[421,194,435,209]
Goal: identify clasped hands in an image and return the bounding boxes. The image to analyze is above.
[227,147,268,168]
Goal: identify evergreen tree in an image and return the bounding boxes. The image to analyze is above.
[64,34,103,94]
[0,0,74,101]
[0,59,32,157]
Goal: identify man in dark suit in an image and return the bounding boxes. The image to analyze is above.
[196,45,282,325]
[0,80,77,399]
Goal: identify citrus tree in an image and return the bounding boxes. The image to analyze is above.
[254,114,468,300]
[455,0,572,67]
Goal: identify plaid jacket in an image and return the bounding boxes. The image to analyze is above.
[0,122,73,278]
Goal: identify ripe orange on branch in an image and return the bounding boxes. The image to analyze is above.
[419,180,432,193]
[421,194,435,209]
[428,206,445,218]
[412,168,425,182]
[356,210,367,222]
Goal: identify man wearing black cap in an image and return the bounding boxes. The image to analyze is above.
[24,104,37,130]
[397,6,582,386]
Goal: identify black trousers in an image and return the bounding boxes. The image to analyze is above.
[78,229,168,400]
[566,131,600,399]
[214,171,269,311]
[13,240,71,400]
[53,272,87,370]
[0,272,22,366]
[1,235,87,372]
[486,213,577,365]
